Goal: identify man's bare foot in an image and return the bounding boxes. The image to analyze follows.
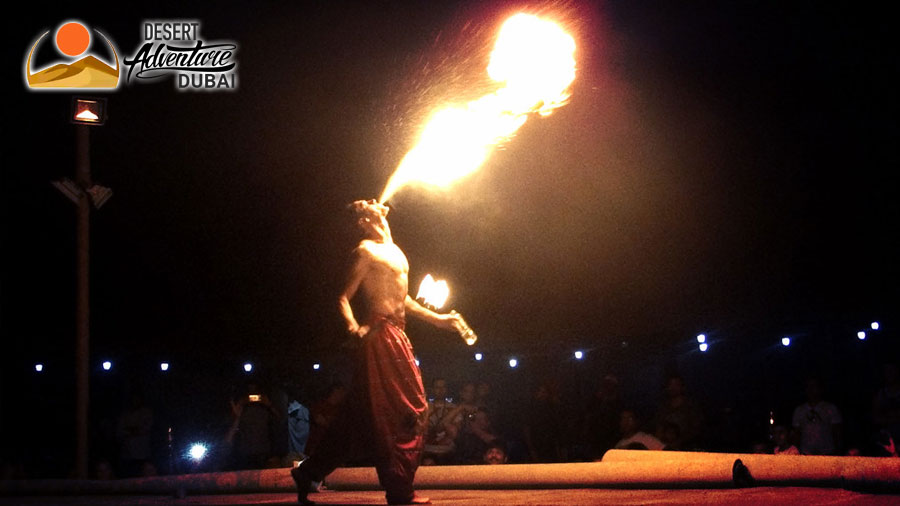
[388,494,431,505]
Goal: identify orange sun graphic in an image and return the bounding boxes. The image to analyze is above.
[56,22,90,57]
[25,20,120,89]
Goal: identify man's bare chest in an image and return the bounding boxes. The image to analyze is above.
[367,242,409,275]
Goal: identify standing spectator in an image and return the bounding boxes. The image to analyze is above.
[440,382,479,447]
[287,399,311,463]
[655,375,703,450]
[614,409,664,451]
[582,374,623,459]
[115,391,154,477]
[522,383,565,462]
[475,381,498,414]
[792,378,843,455]
[423,378,456,465]
[873,362,900,446]
[229,382,279,469]
[304,383,347,457]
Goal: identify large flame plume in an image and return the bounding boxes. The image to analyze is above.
[379,13,576,203]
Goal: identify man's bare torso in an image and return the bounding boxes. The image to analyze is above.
[356,239,409,321]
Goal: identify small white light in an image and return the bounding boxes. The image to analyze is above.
[574,350,584,360]
[697,334,706,343]
[781,337,791,347]
[474,352,483,361]
[699,343,709,352]
[102,361,112,371]
[509,358,518,368]
[415,358,420,366]
[35,364,44,372]
[857,331,866,340]
[160,362,169,371]
[313,363,320,370]
[189,443,207,461]
[243,363,253,372]
[871,322,880,330]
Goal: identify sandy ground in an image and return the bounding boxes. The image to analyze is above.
[3,487,900,506]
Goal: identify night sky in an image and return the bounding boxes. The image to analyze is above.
[4,1,898,402]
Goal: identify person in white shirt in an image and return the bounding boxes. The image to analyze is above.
[792,378,842,455]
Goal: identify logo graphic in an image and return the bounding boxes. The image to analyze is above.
[124,20,238,91]
[25,20,120,90]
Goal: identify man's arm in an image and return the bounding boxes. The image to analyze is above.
[338,246,369,337]
[404,295,460,332]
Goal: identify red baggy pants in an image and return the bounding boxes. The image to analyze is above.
[300,316,427,503]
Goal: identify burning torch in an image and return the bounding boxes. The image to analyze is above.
[416,274,478,346]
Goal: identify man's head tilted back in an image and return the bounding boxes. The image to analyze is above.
[349,199,390,237]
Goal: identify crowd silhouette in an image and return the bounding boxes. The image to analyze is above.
[2,357,898,480]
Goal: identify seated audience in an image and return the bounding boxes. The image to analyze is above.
[455,408,500,465]
[615,409,664,451]
[771,425,799,455]
[483,441,509,465]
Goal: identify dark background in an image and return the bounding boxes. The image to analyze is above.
[3,0,897,473]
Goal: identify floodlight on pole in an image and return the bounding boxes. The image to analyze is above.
[71,97,107,126]
[58,97,111,478]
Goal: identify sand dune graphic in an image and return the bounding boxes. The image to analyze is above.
[26,30,120,89]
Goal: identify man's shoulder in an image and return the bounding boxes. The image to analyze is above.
[356,239,405,262]
[352,240,380,258]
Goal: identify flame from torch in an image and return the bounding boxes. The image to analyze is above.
[416,274,477,345]
[379,13,576,203]
[416,274,450,309]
